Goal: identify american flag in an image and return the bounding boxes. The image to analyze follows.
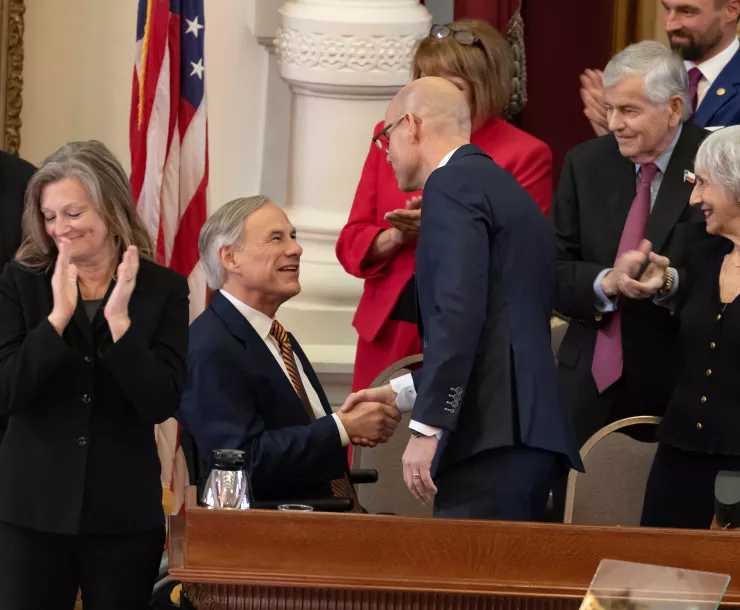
[130,0,208,516]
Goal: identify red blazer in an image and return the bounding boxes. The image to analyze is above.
[336,117,553,344]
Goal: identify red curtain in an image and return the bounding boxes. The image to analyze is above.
[520,0,614,187]
[454,0,520,32]
[452,0,615,187]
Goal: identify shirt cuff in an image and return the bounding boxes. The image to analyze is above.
[332,413,351,447]
[594,268,618,313]
[390,373,416,413]
[409,420,443,439]
[653,267,680,310]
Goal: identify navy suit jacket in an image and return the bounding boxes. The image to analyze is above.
[410,144,582,475]
[177,291,348,502]
[694,46,740,129]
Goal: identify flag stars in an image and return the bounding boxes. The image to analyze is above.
[190,58,205,79]
[185,16,204,38]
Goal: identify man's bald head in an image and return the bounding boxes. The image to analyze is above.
[390,77,472,139]
[382,77,473,193]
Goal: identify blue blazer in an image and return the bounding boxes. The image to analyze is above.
[177,291,347,502]
[694,46,740,129]
[410,144,583,475]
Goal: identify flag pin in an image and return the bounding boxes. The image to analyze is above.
[684,170,696,184]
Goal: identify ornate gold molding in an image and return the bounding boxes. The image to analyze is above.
[0,0,24,155]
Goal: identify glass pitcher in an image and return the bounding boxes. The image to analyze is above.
[200,449,253,510]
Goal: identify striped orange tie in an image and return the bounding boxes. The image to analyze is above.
[270,320,363,513]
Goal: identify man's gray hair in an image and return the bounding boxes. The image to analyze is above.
[198,195,270,290]
[695,126,740,199]
[603,41,691,122]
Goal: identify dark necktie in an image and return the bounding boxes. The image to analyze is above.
[270,320,363,512]
[592,162,659,393]
[688,67,703,115]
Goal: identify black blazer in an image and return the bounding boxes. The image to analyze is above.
[659,236,740,455]
[410,144,582,476]
[0,259,189,535]
[552,124,708,441]
[177,291,348,503]
[0,152,36,272]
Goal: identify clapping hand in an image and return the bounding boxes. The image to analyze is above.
[580,69,608,136]
[104,246,139,342]
[48,238,79,335]
[618,249,671,300]
[385,195,422,242]
[601,240,651,297]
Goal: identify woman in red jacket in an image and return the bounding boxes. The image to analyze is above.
[336,20,553,393]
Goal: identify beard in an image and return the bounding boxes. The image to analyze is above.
[668,26,724,62]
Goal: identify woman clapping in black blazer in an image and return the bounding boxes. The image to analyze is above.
[0,141,189,609]
[618,125,740,529]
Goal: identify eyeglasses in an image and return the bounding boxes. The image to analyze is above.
[428,24,481,48]
[371,115,422,153]
[372,117,403,152]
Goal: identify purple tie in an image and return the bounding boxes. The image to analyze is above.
[688,67,703,115]
[592,162,659,393]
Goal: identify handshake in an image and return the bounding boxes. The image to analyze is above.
[600,239,672,300]
[335,384,401,448]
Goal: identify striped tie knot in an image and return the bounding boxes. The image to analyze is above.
[270,319,288,345]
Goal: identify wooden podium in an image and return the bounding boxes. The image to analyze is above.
[169,496,740,610]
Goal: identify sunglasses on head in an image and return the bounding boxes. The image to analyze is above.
[428,24,481,48]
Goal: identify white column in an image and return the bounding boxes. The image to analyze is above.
[274,0,430,396]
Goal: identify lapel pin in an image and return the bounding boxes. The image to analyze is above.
[717,88,727,96]
[684,170,696,184]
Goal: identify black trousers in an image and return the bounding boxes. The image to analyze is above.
[433,445,562,521]
[641,443,740,529]
[0,520,165,610]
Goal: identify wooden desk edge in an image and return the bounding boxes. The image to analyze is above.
[168,505,740,605]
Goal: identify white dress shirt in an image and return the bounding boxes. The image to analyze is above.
[686,37,739,112]
[389,145,462,439]
[220,289,350,446]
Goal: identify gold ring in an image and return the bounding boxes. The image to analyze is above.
[412,473,421,479]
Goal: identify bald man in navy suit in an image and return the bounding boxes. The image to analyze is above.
[343,77,582,521]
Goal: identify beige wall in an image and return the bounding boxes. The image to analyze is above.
[21,0,278,213]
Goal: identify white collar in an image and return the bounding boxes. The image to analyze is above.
[220,289,274,341]
[437,146,462,169]
[685,37,740,85]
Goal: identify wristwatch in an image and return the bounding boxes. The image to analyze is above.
[410,429,430,438]
[659,267,675,296]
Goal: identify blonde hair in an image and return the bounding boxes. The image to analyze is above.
[412,19,513,128]
[16,140,154,270]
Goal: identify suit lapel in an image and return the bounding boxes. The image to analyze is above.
[694,48,740,128]
[606,146,638,248]
[645,125,702,253]
[210,292,313,424]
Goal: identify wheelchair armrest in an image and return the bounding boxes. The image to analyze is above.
[253,497,355,512]
[349,468,378,485]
